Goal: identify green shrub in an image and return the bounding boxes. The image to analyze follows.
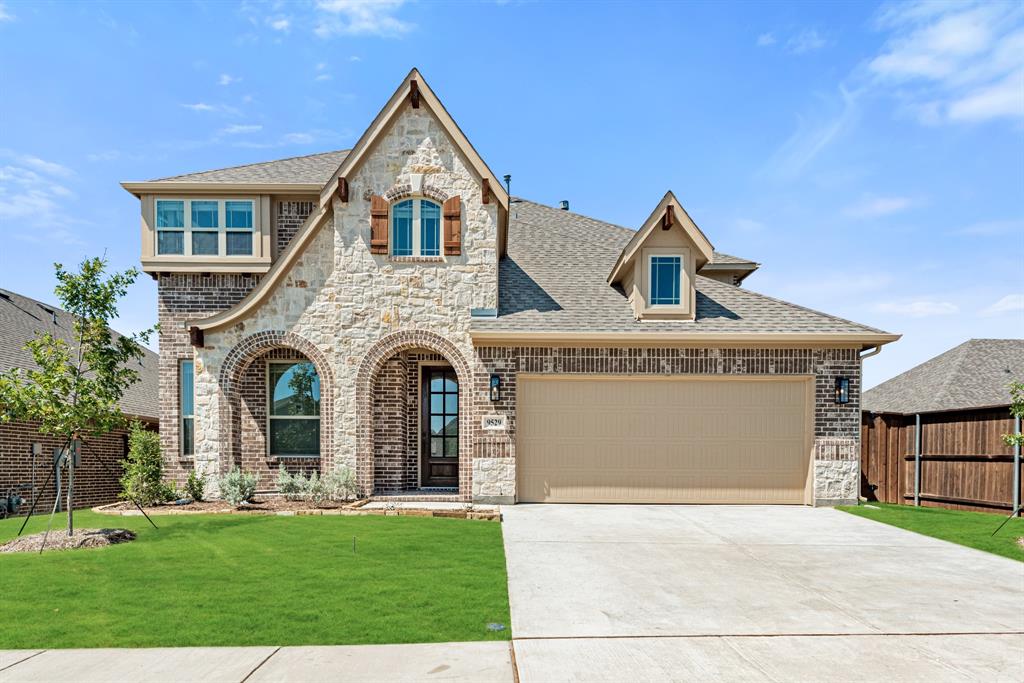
[119,421,171,506]
[305,471,330,507]
[218,467,258,507]
[325,465,360,501]
[276,465,307,501]
[185,469,207,502]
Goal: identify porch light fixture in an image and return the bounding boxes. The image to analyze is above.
[489,374,501,402]
[834,377,850,404]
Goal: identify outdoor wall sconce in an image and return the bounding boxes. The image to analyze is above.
[834,377,850,404]
[489,374,501,402]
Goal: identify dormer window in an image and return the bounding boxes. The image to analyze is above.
[649,255,682,306]
[155,198,255,257]
[391,198,441,257]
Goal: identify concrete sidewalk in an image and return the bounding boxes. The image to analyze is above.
[0,642,515,682]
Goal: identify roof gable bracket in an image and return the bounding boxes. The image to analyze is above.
[409,80,420,108]
[662,205,675,230]
[336,177,349,203]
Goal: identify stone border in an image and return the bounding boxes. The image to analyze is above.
[91,501,500,522]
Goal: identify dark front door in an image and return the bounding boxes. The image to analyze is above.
[421,366,459,488]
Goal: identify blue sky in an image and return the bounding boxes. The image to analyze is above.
[0,0,1021,388]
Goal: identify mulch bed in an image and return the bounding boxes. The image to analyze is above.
[0,528,136,554]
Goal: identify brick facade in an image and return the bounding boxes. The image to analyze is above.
[276,201,316,257]
[0,420,136,515]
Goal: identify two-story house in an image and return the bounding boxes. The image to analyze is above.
[122,69,898,506]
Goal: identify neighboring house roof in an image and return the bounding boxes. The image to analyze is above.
[148,149,350,185]
[863,339,1024,415]
[0,288,159,422]
[471,199,894,342]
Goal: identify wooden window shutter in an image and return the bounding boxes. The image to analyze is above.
[370,195,389,254]
[443,196,461,255]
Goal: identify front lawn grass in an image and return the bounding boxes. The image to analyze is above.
[0,510,511,649]
[838,502,1024,561]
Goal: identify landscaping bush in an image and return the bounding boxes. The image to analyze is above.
[185,469,207,502]
[326,465,360,501]
[276,465,307,501]
[218,467,258,507]
[305,471,330,507]
[119,421,173,506]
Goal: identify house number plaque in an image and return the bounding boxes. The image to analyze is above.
[481,415,507,431]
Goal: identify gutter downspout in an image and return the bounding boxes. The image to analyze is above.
[914,413,922,507]
[1014,415,1021,517]
[859,345,882,360]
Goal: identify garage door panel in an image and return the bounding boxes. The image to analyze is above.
[517,377,811,504]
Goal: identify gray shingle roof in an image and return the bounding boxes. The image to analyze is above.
[0,288,159,421]
[474,199,890,336]
[863,339,1024,414]
[149,149,350,184]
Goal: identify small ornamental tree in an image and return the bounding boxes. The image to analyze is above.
[1004,381,1024,449]
[0,257,154,535]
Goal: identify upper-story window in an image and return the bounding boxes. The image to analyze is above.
[156,199,254,257]
[649,255,682,306]
[391,198,441,257]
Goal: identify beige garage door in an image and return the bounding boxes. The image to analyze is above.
[517,376,813,504]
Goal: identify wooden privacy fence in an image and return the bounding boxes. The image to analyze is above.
[861,407,1022,514]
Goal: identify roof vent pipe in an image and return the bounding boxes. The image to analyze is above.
[560,200,569,211]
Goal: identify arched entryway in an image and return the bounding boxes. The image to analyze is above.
[218,331,334,481]
[355,330,473,500]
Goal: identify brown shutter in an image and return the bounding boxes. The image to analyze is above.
[443,196,461,256]
[370,195,388,254]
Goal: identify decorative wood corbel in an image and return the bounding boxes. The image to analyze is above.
[482,178,490,204]
[409,80,420,109]
[662,205,675,230]
[189,326,204,348]
[336,177,349,203]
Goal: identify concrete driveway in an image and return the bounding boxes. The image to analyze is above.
[502,504,1024,682]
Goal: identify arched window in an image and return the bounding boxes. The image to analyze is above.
[392,198,442,257]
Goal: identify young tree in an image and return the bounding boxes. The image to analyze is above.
[1003,382,1024,449]
[0,257,154,535]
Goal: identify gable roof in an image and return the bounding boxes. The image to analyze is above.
[607,191,714,285]
[320,68,509,212]
[470,199,898,346]
[0,288,159,422]
[863,339,1024,414]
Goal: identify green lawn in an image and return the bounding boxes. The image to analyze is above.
[838,502,1024,561]
[0,510,511,649]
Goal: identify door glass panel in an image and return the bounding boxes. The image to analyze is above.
[444,439,458,456]
[444,415,458,436]
[430,394,443,414]
[431,437,442,457]
[444,394,458,413]
[430,416,444,436]
[430,375,444,392]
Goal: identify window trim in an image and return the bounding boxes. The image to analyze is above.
[266,360,322,459]
[390,197,443,258]
[180,359,195,458]
[639,246,691,316]
[153,197,257,258]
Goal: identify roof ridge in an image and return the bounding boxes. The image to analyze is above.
[695,275,890,335]
[150,148,351,182]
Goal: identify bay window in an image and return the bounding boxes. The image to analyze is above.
[154,199,255,257]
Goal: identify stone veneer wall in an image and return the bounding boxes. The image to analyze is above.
[473,346,862,505]
[191,104,499,501]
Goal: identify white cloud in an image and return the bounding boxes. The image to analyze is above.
[220,124,263,135]
[0,2,14,22]
[282,132,314,144]
[868,2,1024,123]
[756,32,775,47]
[981,293,1024,316]
[315,73,333,82]
[218,74,240,86]
[268,16,291,32]
[787,29,826,54]
[842,195,914,218]
[0,152,86,244]
[760,85,860,180]
[874,300,959,317]
[180,102,241,116]
[349,55,361,61]
[314,0,413,38]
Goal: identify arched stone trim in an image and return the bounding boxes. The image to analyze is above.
[217,330,335,475]
[383,182,451,204]
[355,329,473,499]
